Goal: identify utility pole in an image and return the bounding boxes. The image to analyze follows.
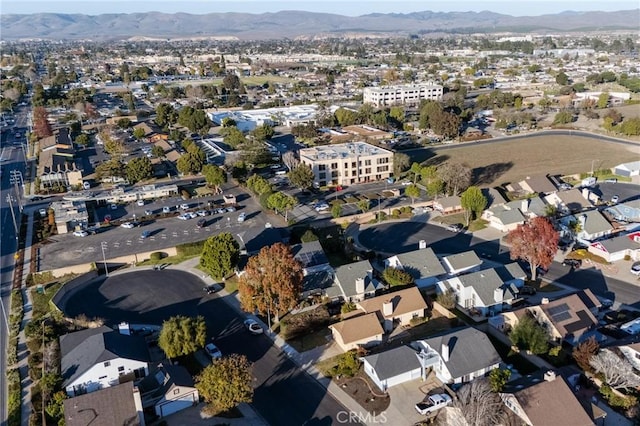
[9,170,24,211]
[6,194,19,239]
[101,242,109,276]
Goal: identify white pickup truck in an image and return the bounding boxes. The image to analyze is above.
[415,394,452,415]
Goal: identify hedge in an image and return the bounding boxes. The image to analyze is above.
[176,240,207,256]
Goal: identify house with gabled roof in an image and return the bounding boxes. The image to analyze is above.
[356,286,428,332]
[506,175,557,196]
[604,199,640,223]
[138,364,199,418]
[383,246,446,288]
[334,260,384,302]
[361,345,423,391]
[544,188,592,214]
[442,250,482,275]
[64,381,145,426]
[482,197,547,232]
[436,267,519,317]
[329,312,384,352]
[567,210,614,242]
[500,370,595,426]
[613,160,640,178]
[433,195,462,214]
[291,240,337,299]
[588,231,640,262]
[61,326,150,397]
[413,326,501,384]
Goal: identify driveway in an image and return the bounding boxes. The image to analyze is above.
[384,376,443,426]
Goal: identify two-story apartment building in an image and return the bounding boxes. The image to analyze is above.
[299,142,394,187]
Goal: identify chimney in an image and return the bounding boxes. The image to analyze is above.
[543,370,556,382]
[355,277,365,294]
[441,342,449,362]
[579,214,587,229]
[494,287,503,303]
[581,188,590,199]
[419,240,427,249]
[118,322,131,335]
[541,297,550,305]
[382,300,393,317]
[520,199,528,213]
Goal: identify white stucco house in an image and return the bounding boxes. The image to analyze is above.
[61,326,150,397]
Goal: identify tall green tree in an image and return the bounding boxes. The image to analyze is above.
[221,126,247,148]
[288,164,315,190]
[155,103,178,128]
[250,124,275,142]
[126,156,153,183]
[202,164,226,194]
[405,184,421,204]
[158,315,207,358]
[410,162,422,183]
[267,192,297,221]
[151,145,165,158]
[509,315,549,355]
[460,186,487,226]
[196,354,253,415]
[132,127,146,140]
[200,233,240,280]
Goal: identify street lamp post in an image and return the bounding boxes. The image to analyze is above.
[6,194,19,239]
[590,159,599,177]
[101,242,109,277]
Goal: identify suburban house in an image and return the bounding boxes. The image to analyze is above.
[442,251,482,275]
[361,345,423,391]
[494,263,527,288]
[436,267,519,317]
[291,241,338,299]
[617,342,640,372]
[334,260,384,302]
[412,327,502,384]
[61,326,150,397]
[605,199,640,223]
[329,312,384,352]
[152,139,182,163]
[482,198,546,232]
[497,292,603,346]
[433,195,462,214]
[50,200,89,234]
[567,210,614,243]
[613,160,640,178]
[329,286,428,351]
[544,189,592,214]
[64,381,145,426]
[588,231,640,262]
[506,175,557,196]
[356,286,429,331]
[138,364,199,418]
[383,246,446,288]
[500,370,595,426]
[240,227,290,256]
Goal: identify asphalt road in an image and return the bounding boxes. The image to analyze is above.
[62,270,353,426]
[357,220,640,308]
[0,143,27,426]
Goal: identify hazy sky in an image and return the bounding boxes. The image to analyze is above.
[2,0,638,16]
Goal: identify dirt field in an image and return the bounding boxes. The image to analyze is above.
[415,135,640,187]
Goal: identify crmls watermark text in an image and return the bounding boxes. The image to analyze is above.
[336,411,388,424]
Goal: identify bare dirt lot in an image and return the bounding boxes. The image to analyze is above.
[419,135,640,187]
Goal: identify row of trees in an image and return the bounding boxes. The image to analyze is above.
[394,156,473,198]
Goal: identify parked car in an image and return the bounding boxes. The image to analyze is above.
[177,214,190,220]
[39,208,47,216]
[562,259,582,268]
[162,206,171,213]
[187,212,198,219]
[226,206,237,213]
[237,212,246,223]
[73,230,88,237]
[558,183,572,191]
[519,285,537,295]
[205,343,222,360]
[137,199,145,206]
[315,203,329,212]
[120,222,135,229]
[415,394,452,415]
[144,209,153,216]
[446,223,462,232]
[140,230,151,239]
[196,210,208,217]
[631,262,640,276]
[110,204,118,210]
[611,195,619,204]
[203,285,217,295]
[180,203,190,210]
[215,208,225,214]
[244,319,264,335]
[197,218,206,228]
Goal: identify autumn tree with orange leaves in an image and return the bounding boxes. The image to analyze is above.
[238,243,303,327]
[33,106,53,138]
[505,217,558,281]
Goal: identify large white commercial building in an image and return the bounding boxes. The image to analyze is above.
[299,142,394,187]
[363,83,443,107]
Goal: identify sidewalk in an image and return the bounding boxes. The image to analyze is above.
[16,208,35,426]
[173,257,378,424]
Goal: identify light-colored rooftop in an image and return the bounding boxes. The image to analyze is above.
[299,141,392,161]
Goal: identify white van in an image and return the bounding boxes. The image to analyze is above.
[275,170,287,176]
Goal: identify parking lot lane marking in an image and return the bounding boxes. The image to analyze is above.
[126,240,132,245]
[215,224,220,229]
[183,230,189,235]
[172,232,178,237]
[150,236,155,241]
[161,234,167,239]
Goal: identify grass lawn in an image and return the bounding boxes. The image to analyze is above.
[241,75,293,85]
[286,328,331,352]
[223,275,239,294]
[568,249,608,264]
[438,212,465,225]
[137,253,199,266]
[467,219,489,232]
[316,354,342,377]
[31,281,64,320]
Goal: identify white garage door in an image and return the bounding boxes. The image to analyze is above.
[156,394,197,417]
[385,369,420,388]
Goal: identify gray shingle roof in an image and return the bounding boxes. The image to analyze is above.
[443,251,482,272]
[362,345,421,381]
[61,326,150,387]
[423,327,501,380]
[495,263,527,282]
[596,233,640,254]
[390,247,446,279]
[335,260,382,298]
[64,382,140,426]
[291,240,330,269]
[458,268,515,306]
[575,210,613,235]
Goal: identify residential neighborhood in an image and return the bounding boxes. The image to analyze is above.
[1,4,640,426]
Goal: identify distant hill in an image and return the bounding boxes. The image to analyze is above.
[1,9,638,40]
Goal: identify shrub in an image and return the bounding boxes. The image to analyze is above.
[382,267,414,287]
[301,229,318,242]
[436,290,457,309]
[330,350,361,378]
[599,385,637,409]
[341,302,356,314]
[149,252,165,262]
[392,208,401,218]
[548,345,562,357]
[410,316,427,326]
[176,240,206,257]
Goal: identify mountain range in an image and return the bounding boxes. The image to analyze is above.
[1,9,638,40]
